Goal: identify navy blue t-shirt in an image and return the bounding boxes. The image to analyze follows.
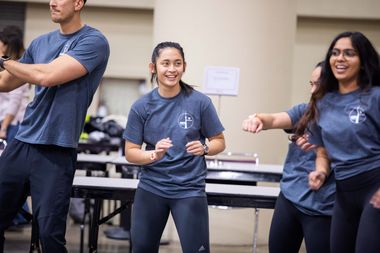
[124,88,224,198]
[310,87,380,180]
[282,103,335,216]
[16,25,109,148]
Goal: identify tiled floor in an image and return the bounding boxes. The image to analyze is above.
[4,222,292,253]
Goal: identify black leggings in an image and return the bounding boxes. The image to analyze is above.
[131,187,209,253]
[331,169,380,253]
[269,192,331,253]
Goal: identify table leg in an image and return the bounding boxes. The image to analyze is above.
[89,199,102,253]
[252,208,260,253]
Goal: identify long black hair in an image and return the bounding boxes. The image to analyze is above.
[150,41,194,95]
[294,31,380,138]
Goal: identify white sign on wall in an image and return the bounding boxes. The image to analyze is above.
[203,66,240,96]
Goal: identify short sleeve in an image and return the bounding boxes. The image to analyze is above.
[66,33,109,74]
[123,106,145,145]
[287,103,308,127]
[200,98,224,138]
[19,42,34,64]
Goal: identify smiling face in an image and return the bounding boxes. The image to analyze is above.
[329,37,361,92]
[150,47,186,97]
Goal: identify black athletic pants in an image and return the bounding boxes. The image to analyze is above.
[269,192,331,253]
[131,187,210,253]
[0,140,76,253]
[331,169,380,253]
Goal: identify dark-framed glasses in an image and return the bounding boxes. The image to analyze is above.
[330,48,358,58]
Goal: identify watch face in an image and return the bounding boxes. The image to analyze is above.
[203,144,209,154]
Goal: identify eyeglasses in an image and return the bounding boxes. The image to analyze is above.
[330,48,358,58]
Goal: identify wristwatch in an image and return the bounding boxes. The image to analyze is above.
[202,144,209,156]
[0,55,10,69]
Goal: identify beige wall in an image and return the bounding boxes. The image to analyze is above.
[292,0,380,104]
[5,0,380,248]
[153,0,297,165]
[292,18,380,105]
[24,3,153,79]
[297,0,380,19]
[18,0,380,162]
[24,2,153,115]
[11,0,154,9]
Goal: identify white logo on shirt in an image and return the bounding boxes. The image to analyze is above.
[198,245,206,251]
[178,112,194,129]
[59,37,75,56]
[59,41,71,56]
[348,105,366,124]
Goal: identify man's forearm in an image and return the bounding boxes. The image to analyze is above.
[3,60,47,86]
[0,68,25,92]
[3,54,88,88]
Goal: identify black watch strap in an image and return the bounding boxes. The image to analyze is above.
[202,144,209,156]
[0,55,10,69]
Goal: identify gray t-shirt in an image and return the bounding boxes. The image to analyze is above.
[310,87,380,180]
[124,88,224,198]
[16,25,109,148]
[283,103,335,216]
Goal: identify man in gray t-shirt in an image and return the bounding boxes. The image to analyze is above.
[0,1,109,252]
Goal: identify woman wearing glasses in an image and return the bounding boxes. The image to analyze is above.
[295,31,380,253]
